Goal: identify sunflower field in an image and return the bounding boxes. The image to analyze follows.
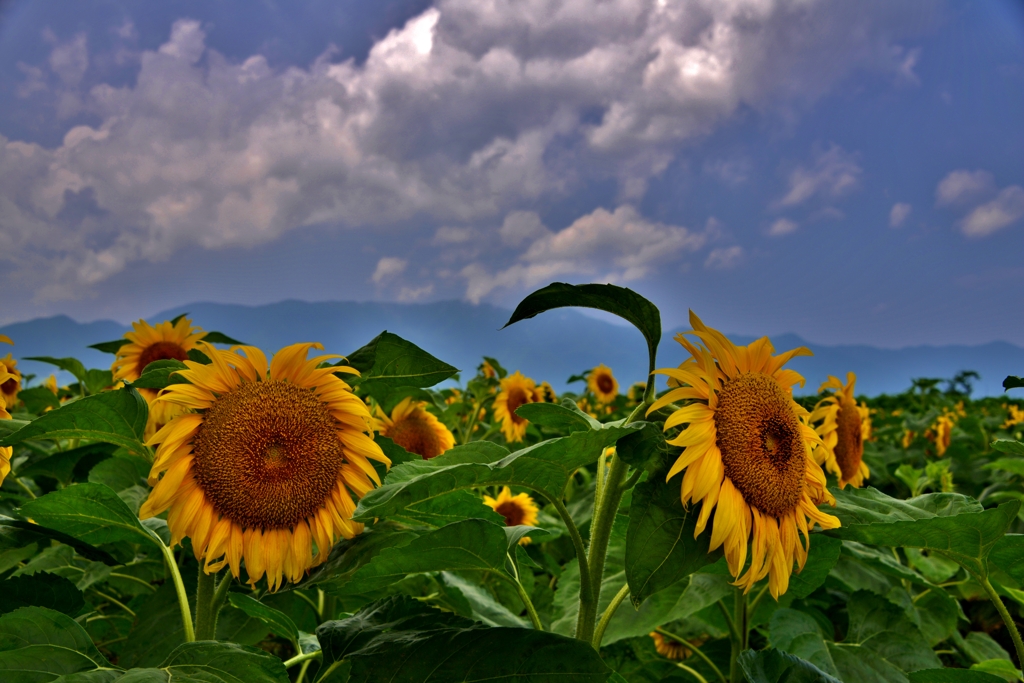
[0,281,1023,683]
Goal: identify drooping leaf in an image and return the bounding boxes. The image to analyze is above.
[739,647,842,683]
[625,468,720,606]
[202,331,245,345]
[24,356,90,389]
[315,596,610,683]
[502,282,662,380]
[438,571,528,628]
[991,440,1024,457]
[89,339,129,355]
[227,594,299,645]
[0,573,85,617]
[828,487,1019,577]
[130,360,188,390]
[354,425,640,521]
[17,442,117,486]
[0,606,114,682]
[1003,376,1024,392]
[19,483,161,550]
[0,387,149,458]
[345,331,457,390]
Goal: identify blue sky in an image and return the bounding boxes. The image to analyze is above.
[0,0,1022,347]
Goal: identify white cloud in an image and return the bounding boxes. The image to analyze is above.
[768,218,798,236]
[0,3,930,298]
[433,226,474,244]
[499,211,548,246]
[777,144,861,207]
[398,284,435,302]
[371,256,407,283]
[935,169,995,206]
[462,204,706,302]
[960,186,1024,238]
[704,245,743,270]
[889,202,911,227]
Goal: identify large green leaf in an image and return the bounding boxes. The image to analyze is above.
[129,360,188,390]
[345,331,457,390]
[226,594,298,644]
[739,648,842,683]
[514,400,601,433]
[602,572,732,645]
[115,641,290,683]
[625,469,720,606]
[502,282,662,379]
[24,357,90,390]
[118,580,194,669]
[845,591,943,672]
[296,522,419,593]
[354,425,639,521]
[614,422,668,469]
[16,387,60,413]
[18,443,117,486]
[0,517,118,565]
[828,487,1019,577]
[909,670,1005,683]
[315,596,611,683]
[0,574,85,617]
[19,483,161,550]
[0,606,115,682]
[550,515,628,637]
[0,387,149,458]
[438,571,528,628]
[989,534,1024,583]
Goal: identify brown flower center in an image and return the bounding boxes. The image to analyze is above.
[136,341,190,376]
[596,373,615,395]
[0,377,17,395]
[714,373,806,518]
[191,379,345,529]
[507,387,531,425]
[494,500,527,527]
[387,413,444,459]
[835,395,863,481]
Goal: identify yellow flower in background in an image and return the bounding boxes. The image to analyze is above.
[588,364,618,404]
[0,351,21,408]
[650,632,696,660]
[445,389,462,405]
[494,371,538,442]
[0,335,13,484]
[534,381,557,403]
[902,429,916,449]
[374,397,454,460]
[483,486,539,544]
[648,312,839,599]
[1002,404,1024,429]
[480,360,497,379]
[43,375,59,395]
[627,382,646,404]
[140,342,390,591]
[928,414,955,456]
[810,372,871,489]
[112,317,208,438]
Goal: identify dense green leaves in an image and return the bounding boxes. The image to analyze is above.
[739,648,842,683]
[316,596,611,682]
[116,642,290,683]
[625,469,720,605]
[227,594,299,645]
[503,282,662,379]
[0,574,85,617]
[0,387,149,457]
[909,671,1005,683]
[19,483,161,550]
[0,606,114,682]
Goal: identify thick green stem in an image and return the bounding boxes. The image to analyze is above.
[980,576,1024,667]
[578,452,628,645]
[284,650,323,668]
[545,492,593,636]
[728,589,748,683]
[512,577,544,631]
[194,567,218,640]
[656,628,727,683]
[159,544,195,643]
[593,583,630,648]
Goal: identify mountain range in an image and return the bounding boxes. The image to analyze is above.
[1,299,1021,398]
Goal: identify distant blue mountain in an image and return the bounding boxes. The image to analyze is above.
[1,300,1021,397]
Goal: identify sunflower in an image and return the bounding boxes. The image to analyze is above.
[0,352,21,408]
[373,397,454,460]
[534,381,557,403]
[810,373,871,489]
[647,312,839,599]
[588,364,618,404]
[0,336,12,485]
[650,632,703,660]
[139,341,389,591]
[112,317,208,438]
[928,414,954,456]
[483,486,539,545]
[1003,404,1024,430]
[494,371,538,442]
[627,382,647,404]
[902,429,916,449]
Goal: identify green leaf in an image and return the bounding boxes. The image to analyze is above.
[550,515,628,637]
[625,468,720,606]
[514,399,601,432]
[202,331,245,345]
[788,535,843,600]
[502,282,662,378]
[24,356,89,389]
[130,360,188,390]
[602,572,732,645]
[83,369,114,395]
[19,483,161,550]
[18,443,117,486]
[984,459,1024,477]
[991,440,1024,457]
[1004,376,1024,391]
[87,455,149,494]
[828,487,1019,577]
[905,548,961,584]
[227,594,299,644]
[16,387,61,413]
[89,339,128,355]
[990,534,1024,583]
[0,387,149,458]
[0,574,85,617]
[315,596,610,683]
[437,571,527,628]
[614,422,668,469]
[739,648,842,683]
[0,517,119,565]
[909,669,1006,683]
[0,606,114,682]
[296,522,419,593]
[115,641,290,683]
[119,580,194,669]
[845,591,943,672]
[354,425,639,521]
[389,490,506,529]
[957,631,1012,665]
[970,660,1022,682]
[346,331,457,390]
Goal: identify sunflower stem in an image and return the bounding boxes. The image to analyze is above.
[512,575,544,631]
[676,663,711,683]
[578,451,629,646]
[194,566,219,641]
[656,628,728,683]
[159,543,195,643]
[980,575,1024,668]
[284,649,323,668]
[545,492,593,640]
[728,589,749,683]
[592,583,630,649]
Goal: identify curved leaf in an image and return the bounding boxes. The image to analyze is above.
[739,648,842,683]
[19,483,161,550]
[0,574,85,617]
[130,360,188,390]
[345,331,457,389]
[226,594,298,644]
[116,641,290,683]
[0,606,114,682]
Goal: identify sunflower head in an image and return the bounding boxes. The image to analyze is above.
[534,381,557,404]
[0,353,21,407]
[929,414,955,456]
[374,397,454,460]
[139,341,390,591]
[649,632,696,660]
[493,371,538,443]
[483,486,539,544]
[810,372,871,489]
[648,311,839,599]
[588,364,618,404]
[0,343,12,485]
